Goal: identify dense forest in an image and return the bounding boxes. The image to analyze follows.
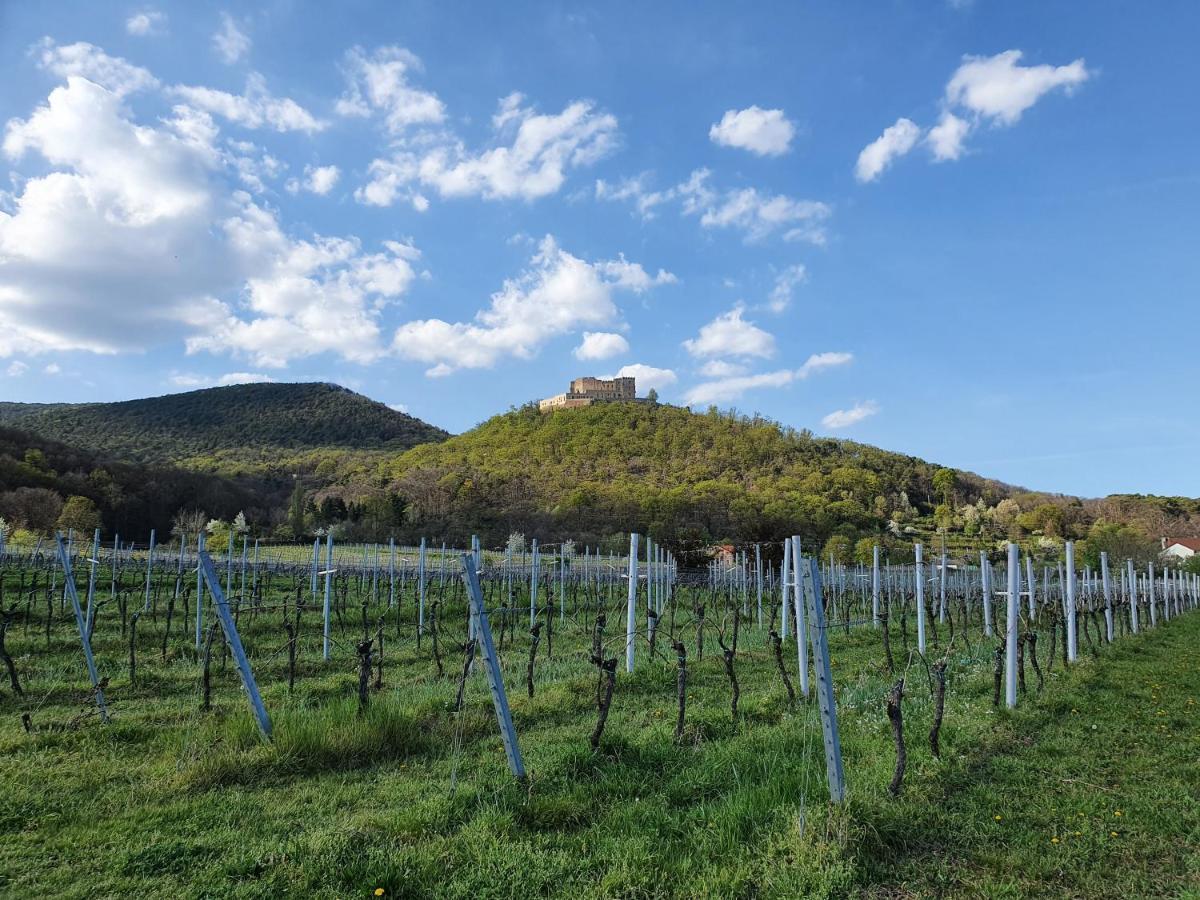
[0,382,447,470]
[1,385,1197,568]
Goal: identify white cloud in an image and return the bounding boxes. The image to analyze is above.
[683,306,775,359]
[216,371,274,386]
[822,400,879,429]
[927,111,971,161]
[5,361,28,377]
[683,351,853,407]
[597,168,830,244]
[288,164,340,195]
[682,170,830,244]
[213,13,251,65]
[595,173,672,220]
[767,264,807,312]
[359,92,618,205]
[709,106,795,156]
[33,39,158,96]
[861,50,1090,180]
[43,362,61,374]
[172,74,325,133]
[601,363,677,393]
[335,45,445,132]
[125,10,166,36]
[169,373,210,388]
[855,117,921,183]
[392,236,669,375]
[388,402,409,413]
[574,331,629,361]
[945,50,1089,125]
[798,351,853,377]
[1,69,418,368]
[698,359,747,378]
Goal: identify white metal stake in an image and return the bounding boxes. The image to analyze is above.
[418,537,427,635]
[1100,552,1114,641]
[196,551,272,741]
[1065,542,1078,660]
[625,532,639,673]
[914,543,926,654]
[143,529,156,612]
[460,554,526,780]
[195,531,205,651]
[54,533,109,723]
[755,543,763,628]
[1025,555,1036,621]
[780,538,790,640]
[791,536,809,698]
[981,551,993,637]
[529,539,539,628]
[872,544,880,628]
[801,556,846,803]
[1005,543,1019,708]
[322,533,334,661]
[1147,563,1157,628]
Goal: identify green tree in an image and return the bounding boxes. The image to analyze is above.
[932,468,957,507]
[822,534,853,565]
[287,479,308,539]
[56,495,101,535]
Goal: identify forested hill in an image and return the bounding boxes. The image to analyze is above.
[0,382,449,467]
[383,400,1017,549]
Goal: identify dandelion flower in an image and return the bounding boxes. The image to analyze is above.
[994,815,1002,821]
[1110,831,1119,837]
[375,890,386,897]
[1051,837,1060,844]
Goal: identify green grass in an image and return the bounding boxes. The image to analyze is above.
[0,568,1196,899]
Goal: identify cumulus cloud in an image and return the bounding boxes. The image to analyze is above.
[855,118,920,183]
[767,264,807,313]
[927,111,971,161]
[34,39,159,96]
[859,50,1090,180]
[335,45,445,132]
[125,10,167,36]
[681,170,829,244]
[5,361,28,377]
[172,74,326,134]
[601,363,677,393]
[683,306,775,359]
[288,164,340,195]
[597,168,830,244]
[574,331,629,361]
[945,50,1090,125]
[392,236,671,375]
[697,359,747,378]
[822,400,879,429]
[358,91,618,206]
[213,13,251,65]
[709,106,795,156]
[0,67,418,367]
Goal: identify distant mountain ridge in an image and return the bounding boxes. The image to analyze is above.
[0,382,450,465]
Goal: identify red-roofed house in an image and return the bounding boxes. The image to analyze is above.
[1161,537,1200,560]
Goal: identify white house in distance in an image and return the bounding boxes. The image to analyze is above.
[1161,537,1200,560]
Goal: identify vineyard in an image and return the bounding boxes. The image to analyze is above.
[0,531,1197,898]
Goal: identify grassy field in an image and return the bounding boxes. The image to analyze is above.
[0,565,1196,899]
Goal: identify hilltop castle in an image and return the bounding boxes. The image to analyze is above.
[539,376,636,412]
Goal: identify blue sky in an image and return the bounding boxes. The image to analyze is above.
[1,1,1197,498]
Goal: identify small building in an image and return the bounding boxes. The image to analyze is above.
[1161,537,1200,560]
[539,376,637,412]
